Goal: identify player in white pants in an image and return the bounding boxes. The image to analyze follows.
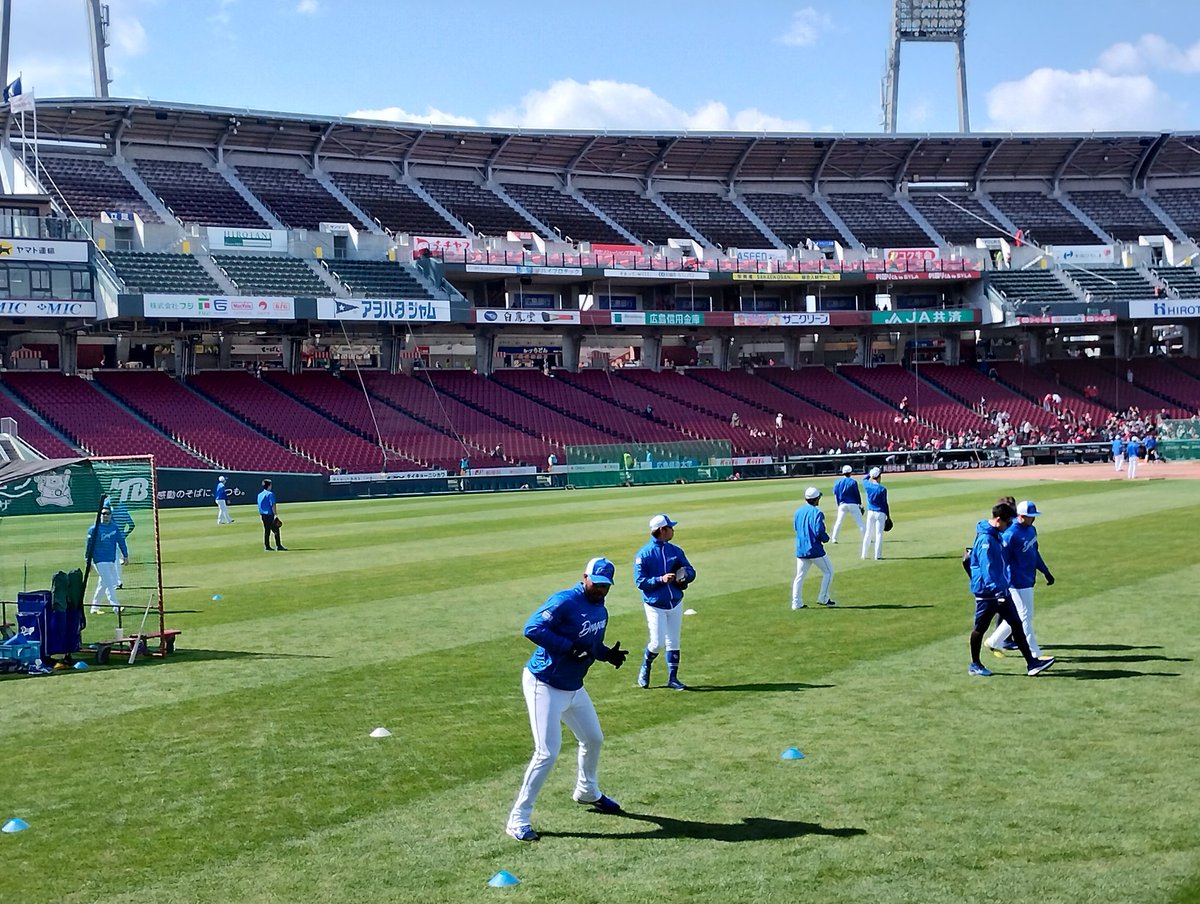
[829,464,865,544]
[1111,435,1124,473]
[215,475,234,524]
[634,514,697,690]
[986,500,1054,658]
[506,558,627,843]
[87,506,129,614]
[1126,437,1141,479]
[861,468,889,560]
[792,486,836,608]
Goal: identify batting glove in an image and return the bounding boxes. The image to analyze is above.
[604,641,628,669]
[1044,573,1055,586]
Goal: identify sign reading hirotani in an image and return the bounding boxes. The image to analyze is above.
[1127,299,1200,319]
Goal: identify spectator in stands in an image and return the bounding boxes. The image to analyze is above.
[258,479,286,551]
[643,404,654,419]
[775,412,784,430]
[547,453,558,472]
[459,455,470,475]
[1126,367,1134,384]
[730,412,741,428]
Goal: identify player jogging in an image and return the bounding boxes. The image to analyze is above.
[505,557,628,843]
[633,514,697,690]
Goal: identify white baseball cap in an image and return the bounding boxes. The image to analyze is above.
[218,475,226,482]
[649,514,678,532]
[841,465,853,474]
[804,486,822,500]
[1016,500,1042,517]
[869,467,882,479]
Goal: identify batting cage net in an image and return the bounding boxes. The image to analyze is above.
[562,440,734,487]
[1158,418,1200,460]
[0,455,166,647]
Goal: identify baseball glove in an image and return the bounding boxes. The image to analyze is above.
[883,517,894,532]
[674,567,691,589]
[273,516,283,529]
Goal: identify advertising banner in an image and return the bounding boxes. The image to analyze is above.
[733,248,789,262]
[732,272,841,282]
[1049,245,1115,264]
[329,470,448,483]
[466,263,583,277]
[475,308,581,325]
[413,235,473,257]
[611,311,705,326]
[0,299,96,317]
[1016,313,1118,325]
[732,312,830,327]
[1127,299,1200,319]
[866,271,980,282]
[142,295,296,319]
[207,227,288,252]
[601,268,710,281]
[871,309,977,325]
[316,297,451,322]
[885,247,940,262]
[0,238,89,262]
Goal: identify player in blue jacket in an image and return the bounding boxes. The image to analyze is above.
[792,487,836,609]
[1125,435,1142,479]
[506,557,628,842]
[215,475,234,524]
[108,501,135,587]
[634,514,697,690]
[986,500,1054,658]
[861,467,889,561]
[829,464,865,544]
[966,501,1055,677]
[87,504,129,614]
[1111,434,1125,473]
[257,479,286,550]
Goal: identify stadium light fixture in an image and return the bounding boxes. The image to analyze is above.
[882,0,970,133]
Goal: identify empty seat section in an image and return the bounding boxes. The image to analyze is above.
[330,171,460,235]
[189,370,382,472]
[1,372,207,467]
[234,165,357,229]
[215,255,328,296]
[1049,358,1188,416]
[134,158,267,228]
[1151,188,1200,239]
[824,193,929,248]
[907,192,1007,245]
[36,155,161,224]
[986,271,1079,306]
[916,365,1062,435]
[839,365,982,438]
[658,191,772,248]
[1065,267,1157,303]
[104,251,221,294]
[1120,358,1200,410]
[0,391,81,458]
[324,259,436,299]
[986,192,1098,245]
[1151,266,1200,298]
[96,370,316,472]
[501,183,627,244]
[577,187,681,244]
[418,178,541,236]
[1066,191,1164,241]
[740,192,842,247]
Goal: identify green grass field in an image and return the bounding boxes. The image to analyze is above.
[2,473,1198,903]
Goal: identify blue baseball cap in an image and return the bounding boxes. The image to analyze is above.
[584,557,615,585]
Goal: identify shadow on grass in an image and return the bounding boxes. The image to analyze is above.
[1067,654,1190,664]
[686,682,835,693]
[837,604,934,610]
[167,648,331,663]
[1050,668,1181,680]
[1045,644,1163,652]
[542,810,867,842]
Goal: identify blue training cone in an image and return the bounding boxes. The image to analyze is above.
[2,818,29,833]
[73,661,88,670]
[211,594,223,601]
[487,870,520,888]
[780,747,806,760]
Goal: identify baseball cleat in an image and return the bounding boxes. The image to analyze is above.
[666,677,688,691]
[637,665,650,688]
[578,794,622,814]
[90,607,102,615]
[820,599,837,607]
[1027,657,1056,676]
[968,663,993,677]
[791,602,805,610]
[506,824,539,842]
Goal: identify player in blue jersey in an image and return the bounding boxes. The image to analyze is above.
[986,500,1054,659]
[506,557,628,843]
[1111,434,1125,473]
[1125,435,1142,479]
[634,514,697,690]
[861,467,890,561]
[257,479,286,550]
[108,501,135,587]
[87,504,129,614]
[829,464,865,544]
[215,475,234,524]
[792,487,836,609]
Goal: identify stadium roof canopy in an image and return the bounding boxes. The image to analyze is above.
[13,98,1200,186]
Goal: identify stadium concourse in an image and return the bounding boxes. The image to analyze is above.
[1,99,1199,489]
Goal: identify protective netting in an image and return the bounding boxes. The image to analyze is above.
[1157,418,1200,460]
[562,441,734,487]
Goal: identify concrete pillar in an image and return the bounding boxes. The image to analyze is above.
[380,336,401,374]
[783,333,802,369]
[1113,326,1132,361]
[856,331,871,366]
[217,334,232,369]
[59,332,79,375]
[474,329,495,376]
[561,333,583,372]
[810,333,826,366]
[942,330,961,365]
[1183,324,1200,359]
[282,337,302,374]
[641,333,662,372]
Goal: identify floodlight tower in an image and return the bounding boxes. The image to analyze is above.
[0,1,111,97]
[882,0,969,133]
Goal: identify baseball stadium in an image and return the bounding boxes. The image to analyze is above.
[1,1,1198,901]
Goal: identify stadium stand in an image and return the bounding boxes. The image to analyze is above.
[986,192,1098,245]
[1065,190,1165,242]
[323,259,436,299]
[102,251,221,294]
[0,388,82,459]
[576,186,681,245]
[499,182,627,244]
[1150,187,1200,240]
[986,270,1079,306]
[907,191,1006,246]
[1120,358,1200,411]
[916,364,1062,433]
[36,154,162,224]
[134,158,268,228]
[417,177,542,237]
[1063,267,1157,303]
[739,191,842,247]
[823,192,930,248]
[0,372,209,468]
[1050,358,1189,417]
[329,171,460,235]
[990,362,1116,425]
[657,191,772,249]
[838,364,985,438]
[1151,266,1200,298]
[233,165,358,229]
[215,255,329,296]
[95,370,318,473]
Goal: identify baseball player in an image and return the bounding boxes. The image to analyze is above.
[966,501,1055,677]
[985,500,1054,658]
[861,467,889,561]
[108,501,135,587]
[1111,435,1124,473]
[829,464,865,544]
[87,504,128,615]
[792,487,835,609]
[1125,435,1141,479]
[506,557,628,843]
[634,514,697,690]
[215,475,234,524]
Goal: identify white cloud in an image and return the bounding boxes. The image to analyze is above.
[1098,34,1200,75]
[296,0,319,14]
[985,67,1183,132]
[778,7,830,48]
[347,106,480,127]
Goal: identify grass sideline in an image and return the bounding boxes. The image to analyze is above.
[2,473,1198,903]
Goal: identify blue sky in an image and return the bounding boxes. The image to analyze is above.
[8,0,1200,133]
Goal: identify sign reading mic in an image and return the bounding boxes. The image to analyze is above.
[316,298,451,322]
[142,295,296,319]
